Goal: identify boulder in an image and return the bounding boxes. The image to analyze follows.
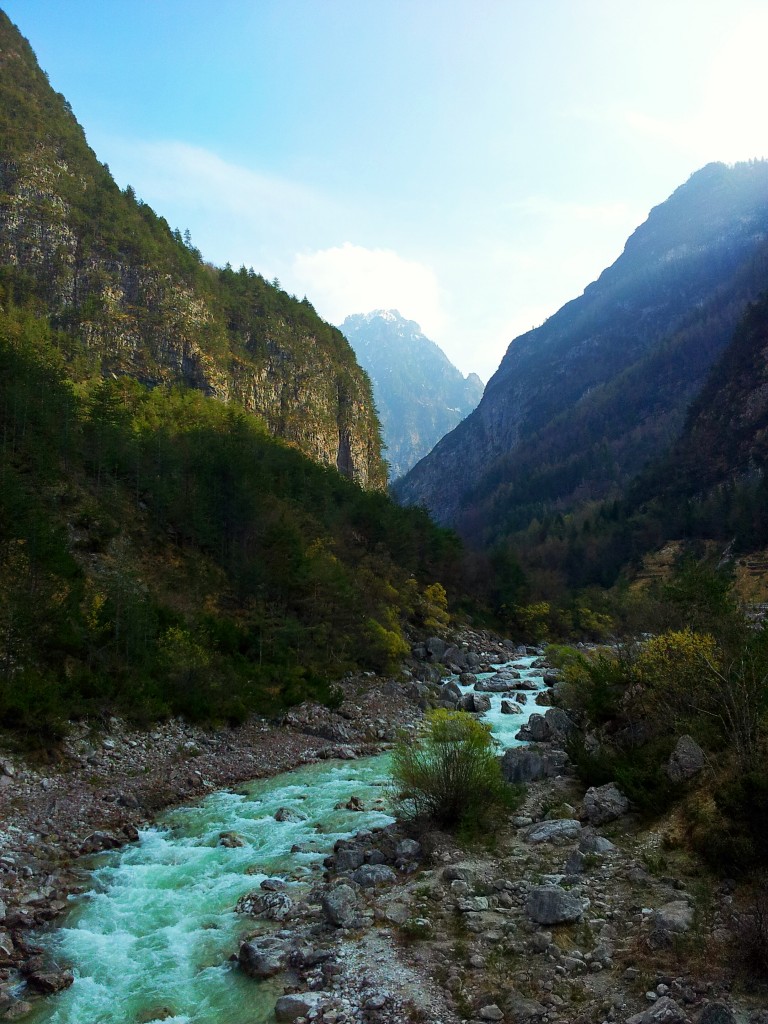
[459,672,478,685]
[582,783,629,824]
[24,970,74,994]
[439,681,463,704]
[579,834,615,854]
[218,831,245,848]
[235,890,292,921]
[525,714,550,741]
[504,991,547,1021]
[459,693,491,713]
[625,996,688,1024]
[500,748,561,784]
[79,831,123,855]
[274,807,306,823]
[500,699,523,715]
[260,877,286,891]
[479,1006,504,1022]
[395,838,421,861]
[334,847,365,872]
[544,707,575,741]
[525,819,582,844]
[275,992,332,1022]
[425,637,447,661]
[238,936,288,978]
[535,690,553,706]
[650,900,694,948]
[475,677,515,693]
[526,885,585,925]
[321,884,359,927]
[698,1004,736,1024]
[665,735,705,783]
[351,864,396,887]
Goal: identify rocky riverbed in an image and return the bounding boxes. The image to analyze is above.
[0,629,520,1017]
[1,630,765,1024]
[234,768,767,1024]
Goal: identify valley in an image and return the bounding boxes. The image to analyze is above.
[1,6,768,1024]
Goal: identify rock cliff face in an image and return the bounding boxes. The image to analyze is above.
[341,310,483,480]
[0,14,385,489]
[395,161,768,535]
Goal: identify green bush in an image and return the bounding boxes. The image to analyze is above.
[390,709,521,832]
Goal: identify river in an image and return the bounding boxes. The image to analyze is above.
[23,657,547,1024]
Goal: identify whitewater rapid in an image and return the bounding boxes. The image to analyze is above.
[25,656,547,1024]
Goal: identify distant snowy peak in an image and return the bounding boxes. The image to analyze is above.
[340,310,484,480]
[361,309,402,324]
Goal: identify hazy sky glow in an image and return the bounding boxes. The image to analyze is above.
[4,0,768,379]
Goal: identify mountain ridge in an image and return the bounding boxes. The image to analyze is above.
[341,309,483,480]
[0,11,386,488]
[394,160,768,542]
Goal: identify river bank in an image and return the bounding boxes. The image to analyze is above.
[0,628,520,1016]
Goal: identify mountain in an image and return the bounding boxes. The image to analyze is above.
[394,161,768,547]
[0,13,469,738]
[626,292,768,561]
[0,12,385,488]
[341,310,483,479]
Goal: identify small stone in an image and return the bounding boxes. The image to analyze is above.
[479,1006,504,1021]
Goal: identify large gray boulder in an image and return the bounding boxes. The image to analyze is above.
[499,747,561,783]
[665,735,705,783]
[500,699,523,715]
[459,692,491,713]
[544,707,575,741]
[439,680,463,705]
[526,885,585,925]
[426,636,447,661]
[649,900,694,948]
[275,992,332,1022]
[625,996,688,1024]
[582,782,629,824]
[321,884,359,927]
[579,833,616,854]
[334,847,365,872]
[351,864,396,887]
[238,936,288,978]
[475,678,515,693]
[525,819,582,844]
[235,890,292,921]
[525,714,551,741]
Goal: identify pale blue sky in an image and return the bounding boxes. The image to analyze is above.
[4,1,767,379]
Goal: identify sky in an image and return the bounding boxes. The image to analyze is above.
[4,0,768,381]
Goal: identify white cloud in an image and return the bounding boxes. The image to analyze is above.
[290,242,448,339]
[90,135,346,274]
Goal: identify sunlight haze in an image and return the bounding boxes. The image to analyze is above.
[5,0,767,380]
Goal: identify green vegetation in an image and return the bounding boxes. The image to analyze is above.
[557,561,768,869]
[0,303,463,740]
[390,709,523,833]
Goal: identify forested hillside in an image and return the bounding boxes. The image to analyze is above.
[0,298,464,739]
[0,12,385,487]
[546,292,768,591]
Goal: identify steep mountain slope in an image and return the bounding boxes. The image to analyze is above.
[395,161,768,539]
[625,292,768,558]
[0,12,385,487]
[0,303,462,736]
[341,310,483,479]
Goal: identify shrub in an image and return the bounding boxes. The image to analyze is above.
[390,709,521,832]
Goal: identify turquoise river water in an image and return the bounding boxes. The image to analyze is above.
[23,657,546,1024]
